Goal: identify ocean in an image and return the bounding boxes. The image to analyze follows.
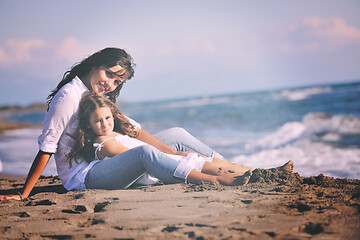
[1,81,359,179]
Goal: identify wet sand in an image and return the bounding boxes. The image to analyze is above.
[1,169,359,239]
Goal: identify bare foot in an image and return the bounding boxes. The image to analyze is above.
[232,170,253,186]
[277,160,294,173]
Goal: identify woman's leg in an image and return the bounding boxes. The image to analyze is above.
[153,127,222,158]
[154,127,255,175]
[85,145,185,190]
[202,158,294,177]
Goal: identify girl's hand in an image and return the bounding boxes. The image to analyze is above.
[0,194,23,201]
[175,151,205,157]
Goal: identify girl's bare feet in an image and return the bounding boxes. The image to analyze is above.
[276,160,294,173]
[216,169,253,186]
[232,169,253,186]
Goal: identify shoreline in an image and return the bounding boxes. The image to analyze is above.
[0,119,42,135]
[0,105,44,135]
[1,170,359,239]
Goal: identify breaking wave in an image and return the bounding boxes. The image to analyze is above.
[273,86,332,101]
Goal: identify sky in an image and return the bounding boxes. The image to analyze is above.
[0,0,359,106]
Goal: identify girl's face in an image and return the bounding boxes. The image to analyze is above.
[89,107,114,136]
[87,65,128,94]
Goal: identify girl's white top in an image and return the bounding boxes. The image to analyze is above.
[38,76,142,190]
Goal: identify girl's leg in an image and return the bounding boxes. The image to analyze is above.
[85,145,185,190]
[186,169,249,186]
[186,170,218,184]
[201,157,253,176]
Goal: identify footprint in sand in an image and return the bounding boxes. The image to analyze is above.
[94,201,110,212]
[61,205,88,214]
[12,212,30,218]
[162,226,180,233]
[26,199,56,206]
[241,199,253,204]
[73,193,85,199]
[265,232,276,237]
[300,222,324,235]
[79,218,105,227]
[41,234,72,239]
[113,226,124,231]
[0,227,11,234]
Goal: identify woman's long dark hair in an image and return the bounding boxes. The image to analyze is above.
[67,91,139,165]
[47,48,135,109]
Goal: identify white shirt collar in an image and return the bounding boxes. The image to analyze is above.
[73,76,89,93]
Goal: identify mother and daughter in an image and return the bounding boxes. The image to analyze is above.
[0,47,293,201]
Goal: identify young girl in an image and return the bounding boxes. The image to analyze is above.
[67,91,293,188]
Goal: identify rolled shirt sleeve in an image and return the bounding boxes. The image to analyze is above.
[125,116,141,129]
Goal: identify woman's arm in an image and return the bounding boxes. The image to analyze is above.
[0,150,52,201]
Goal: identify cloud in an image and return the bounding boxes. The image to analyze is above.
[277,17,360,53]
[0,38,46,67]
[56,36,94,62]
[303,17,360,43]
[0,37,95,69]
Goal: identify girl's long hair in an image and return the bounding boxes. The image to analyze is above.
[67,91,139,166]
[47,47,135,109]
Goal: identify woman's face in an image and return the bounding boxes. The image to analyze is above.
[87,65,128,94]
[89,107,114,136]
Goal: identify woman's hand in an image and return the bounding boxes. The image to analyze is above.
[0,194,22,201]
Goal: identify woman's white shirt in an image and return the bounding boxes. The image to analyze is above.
[38,77,86,153]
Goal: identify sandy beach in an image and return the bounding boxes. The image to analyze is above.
[1,169,359,240]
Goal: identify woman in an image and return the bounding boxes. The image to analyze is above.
[0,47,291,201]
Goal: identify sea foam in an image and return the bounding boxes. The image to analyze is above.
[245,112,360,150]
[273,86,332,101]
[163,96,232,108]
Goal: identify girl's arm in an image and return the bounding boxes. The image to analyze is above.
[135,129,198,156]
[96,136,129,159]
[0,150,52,201]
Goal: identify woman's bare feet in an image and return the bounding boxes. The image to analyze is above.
[276,160,294,173]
